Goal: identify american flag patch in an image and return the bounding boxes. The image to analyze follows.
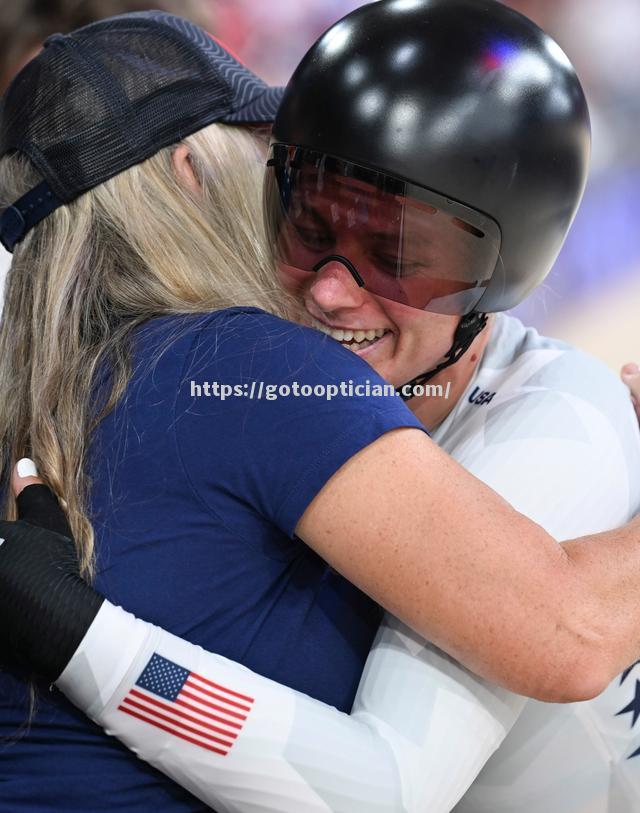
[118,654,255,756]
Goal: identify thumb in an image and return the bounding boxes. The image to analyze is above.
[12,457,42,497]
[621,362,640,384]
[621,364,640,425]
[12,458,73,538]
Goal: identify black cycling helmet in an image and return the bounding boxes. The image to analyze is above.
[265,0,591,394]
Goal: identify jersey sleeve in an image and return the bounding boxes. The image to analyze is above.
[446,349,640,538]
[173,309,425,538]
[57,599,523,813]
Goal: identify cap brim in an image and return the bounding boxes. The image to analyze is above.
[225,86,285,124]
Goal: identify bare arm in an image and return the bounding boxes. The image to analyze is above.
[296,428,640,702]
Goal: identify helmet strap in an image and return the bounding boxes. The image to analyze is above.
[398,312,488,401]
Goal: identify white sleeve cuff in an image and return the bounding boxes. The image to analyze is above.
[56,600,157,719]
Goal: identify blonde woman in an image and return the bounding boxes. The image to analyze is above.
[3,10,640,813]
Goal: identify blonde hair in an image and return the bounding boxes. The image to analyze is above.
[0,123,294,575]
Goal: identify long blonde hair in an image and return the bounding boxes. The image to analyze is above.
[0,123,294,576]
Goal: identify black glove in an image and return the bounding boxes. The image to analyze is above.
[0,486,104,683]
[16,483,74,537]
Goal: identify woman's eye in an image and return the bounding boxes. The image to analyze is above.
[294,224,334,251]
[372,253,430,277]
[370,254,399,274]
[372,254,422,275]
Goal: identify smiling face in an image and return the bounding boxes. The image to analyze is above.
[284,258,462,388]
[264,147,500,407]
[271,164,490,387]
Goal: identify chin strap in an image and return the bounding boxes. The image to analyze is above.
[398,312,488,401]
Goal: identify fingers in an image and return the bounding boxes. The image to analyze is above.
[621,363,640,424]
[12,458,74,539]
[12,457,43,497]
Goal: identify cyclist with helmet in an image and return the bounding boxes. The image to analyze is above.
[2,3,640,812]
[262,6,640,805]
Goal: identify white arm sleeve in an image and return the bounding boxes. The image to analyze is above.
[58,600,523,813]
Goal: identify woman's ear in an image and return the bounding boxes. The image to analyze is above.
[171,144,202,197]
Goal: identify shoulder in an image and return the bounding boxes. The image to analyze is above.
[133,307,291,355]
[479,313,635,423]
[165,305,420,432]
[468,314,640,508]
[166,309,423,537]
[176,307,385,387]
[437,315,640,533]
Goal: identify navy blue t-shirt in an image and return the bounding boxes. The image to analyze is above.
[0,308,425,812]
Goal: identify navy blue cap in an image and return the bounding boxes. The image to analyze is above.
[0,11,283,252]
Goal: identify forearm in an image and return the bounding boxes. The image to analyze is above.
[561,516,640,686]
[352,614,525,812]
[58,601,521,813]
[450,517,640,703]
[395,417,640,705]
[296,430,614,701]
[430,504,640,704]
[62,603,395,813]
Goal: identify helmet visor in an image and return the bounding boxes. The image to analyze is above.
[265,144,501,314]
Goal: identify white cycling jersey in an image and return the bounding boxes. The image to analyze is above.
[57,313,640,812]
[433,314,640,813]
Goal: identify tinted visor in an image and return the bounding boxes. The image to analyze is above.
[265,144,501,314]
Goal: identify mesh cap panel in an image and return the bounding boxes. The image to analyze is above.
[1,17,232,200]
[0,10,283,246]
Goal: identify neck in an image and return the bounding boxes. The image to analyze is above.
[408,316,494,432]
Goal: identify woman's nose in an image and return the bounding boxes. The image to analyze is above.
[308,260,366,312]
